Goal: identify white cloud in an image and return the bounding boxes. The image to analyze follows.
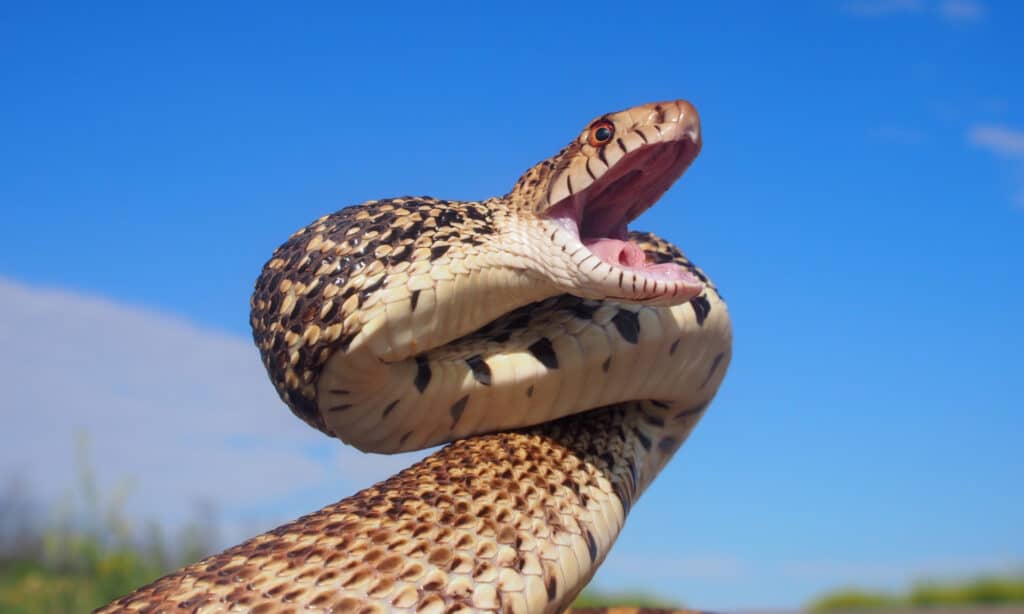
[841,0,986,22]
[968,124,1024,158]
[872,125,926,145]
[841,0,924,17]
[968,124,1024,209]
[938,0,985,22]
[0,277,425,543]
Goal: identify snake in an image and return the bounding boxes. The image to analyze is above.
[97,100,733,614]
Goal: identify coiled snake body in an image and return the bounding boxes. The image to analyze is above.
[100,100,733,613]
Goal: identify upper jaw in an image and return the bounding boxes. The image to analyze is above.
[533,101,704,305]
[546,133,701,242]
[545,101,701,215]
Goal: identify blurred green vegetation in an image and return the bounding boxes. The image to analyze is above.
[572,587,680,609]
[809,574,1024,612]
[5,433,1021,613]
[0,435,217,613]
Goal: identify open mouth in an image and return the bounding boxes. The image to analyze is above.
[545,134,702,289]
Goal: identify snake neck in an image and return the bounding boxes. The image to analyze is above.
[98,402,708,614]
[251,191,729,455]
[255,196,728,454]
[251,196,572,447]
[251,101,712,453]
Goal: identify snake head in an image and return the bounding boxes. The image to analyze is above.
[509,100,704,306]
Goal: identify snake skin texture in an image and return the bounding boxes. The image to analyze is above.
[97,100,733,613]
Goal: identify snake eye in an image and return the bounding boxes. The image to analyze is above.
[588,120,615,147]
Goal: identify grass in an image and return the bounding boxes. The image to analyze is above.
[4,432,1020,612]
[572,587,681,609]
[0,434,218,613]
[809,574,1024,612]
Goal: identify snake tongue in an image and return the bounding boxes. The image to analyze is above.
[583,237,700,282]
[584,238,646,268]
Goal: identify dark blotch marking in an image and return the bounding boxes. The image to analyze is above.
[572,301,599,320]
[584,529,598,563]
[286,391,321,428]
[410,289,421,312]
[674,401,709,421]
[435,208,463,228]
[669,338,681,355]
[528,338,559,369]
[643,412,665,428]
[399,431,412,446]
[414,356,431,393]
[338,331,356,353]
[526,385,534,397]
[429,244,451,261]
[658,436,678,453]
[387,244,409,264]
[505,312,532,331]
[700,351,726,390]
[611,309,640,344]
[601,357,611,373]
[466,355,492,386]
[449,395,468,428]
[546,574,557,601]
[321,300,339,323]
[357,275,386,308]
[625,458,639,488]
[632,427,652,452]
[690,294,711,326]
[464,206,487,222]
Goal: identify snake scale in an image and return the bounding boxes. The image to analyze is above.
[98,100,733,614]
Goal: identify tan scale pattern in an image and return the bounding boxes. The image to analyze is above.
[98,100,732,613]
[249,196,506,435]
[99,406,666,613]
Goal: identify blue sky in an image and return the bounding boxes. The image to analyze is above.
[2,1,1022,609]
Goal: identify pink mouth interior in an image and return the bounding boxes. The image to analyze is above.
[548,138,701,284]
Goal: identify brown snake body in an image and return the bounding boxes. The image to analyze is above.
[98,100,733,613]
